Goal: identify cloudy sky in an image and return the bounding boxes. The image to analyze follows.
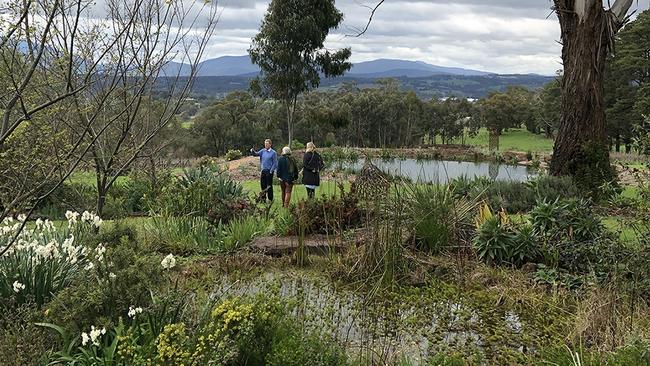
[204,0,650,75]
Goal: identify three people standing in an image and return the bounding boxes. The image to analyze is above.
[252,139,324,204]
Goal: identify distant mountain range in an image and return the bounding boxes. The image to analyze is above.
[158,55,555,99]
[164,55,496,78]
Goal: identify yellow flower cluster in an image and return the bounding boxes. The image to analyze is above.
[155,323,191,365]
[211,300,255,333]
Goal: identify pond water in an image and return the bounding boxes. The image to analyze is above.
[333,158,536,183]
[211,271,525,364]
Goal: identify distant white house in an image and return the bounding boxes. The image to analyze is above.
[438,97,477,103]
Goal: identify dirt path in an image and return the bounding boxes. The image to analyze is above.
[221,156,259,180]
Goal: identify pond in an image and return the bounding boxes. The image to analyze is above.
[212,271,526,364]
[333,158,537,183]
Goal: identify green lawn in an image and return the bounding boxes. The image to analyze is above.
[66,171,131,187]
[601,216,647,244]
[241,179,350,209]
[450,128,555,153]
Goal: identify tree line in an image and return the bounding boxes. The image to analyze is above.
[187,6,650,158]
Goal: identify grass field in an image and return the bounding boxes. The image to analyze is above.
[450,128,555,153]
[241,180,350,209]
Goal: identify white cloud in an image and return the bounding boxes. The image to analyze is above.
[198,0,650,74]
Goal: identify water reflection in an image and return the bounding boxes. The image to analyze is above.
[335,158,536,183]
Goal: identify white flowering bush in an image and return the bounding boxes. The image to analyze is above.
[0,211,104,307]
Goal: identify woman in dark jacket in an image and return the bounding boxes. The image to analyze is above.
[277,146,299,207]
[302,142,324,199]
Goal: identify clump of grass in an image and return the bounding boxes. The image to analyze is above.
[142,216,221,255]
[403,183,480,254]
[222,215,270,252]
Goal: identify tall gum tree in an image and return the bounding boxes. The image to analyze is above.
[248,0,352,146]
[550,0,634,189]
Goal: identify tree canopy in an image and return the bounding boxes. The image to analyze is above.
[249,0,352,145]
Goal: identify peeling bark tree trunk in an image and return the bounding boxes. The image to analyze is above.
[551,0,632,190]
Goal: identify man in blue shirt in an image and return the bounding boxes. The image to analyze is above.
[250,139,278,202]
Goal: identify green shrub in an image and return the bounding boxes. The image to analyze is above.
[289,185,362,235]
[474,216,517,265]
[42,294,349,366]
[380,148,393,160]
[483,180,536,213]
[265,331,348,366]
[527,175,580,202]
[39,182,96,219]
[449,175,581,214]
[151,165,246,221]
[270,208,294,236]
[345,148,359,162]
[0,304,52,365]
[530,198,610,273]
[449,175,491,199]
[142,216,222,254]
[225,149,243,161]
[45,237,166,326]
[291,140,305,150]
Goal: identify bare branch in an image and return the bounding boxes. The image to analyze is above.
[346,0,384,37]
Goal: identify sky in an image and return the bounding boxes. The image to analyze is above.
[204,0,650,75]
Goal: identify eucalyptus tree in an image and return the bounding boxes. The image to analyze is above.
[550,0,635,189]
[191,91,263,156]
[479,90,530,151]
[535,77,562,139]
[248,0,352,146]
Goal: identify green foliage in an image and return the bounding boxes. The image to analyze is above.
[634,117,650,156]
[289,185,362,235]
[0,119,67,213]
[225,149,243,161]
[530,198,612,273]
[249,0,351,143]
[450,175,580,214]
[0,214,100,309]
[404,183,478,253]
[0,304,51,365]
[42,294,348,365]
[290,140,305,150]
[190,92,272,156]
[478,86,536,150]
[535,76,561,138]
[540,340,650,366]
[269,208,295,236]
[606,9,650,154]
[142,216,222,255]
[45,232,166,326]
[151,164,247,222]
[473,216,538,266]
[380,148,393,160]
[568,143,618,194]
[222,215,269,251]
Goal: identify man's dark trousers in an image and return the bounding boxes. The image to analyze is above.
[260,169,274,201]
